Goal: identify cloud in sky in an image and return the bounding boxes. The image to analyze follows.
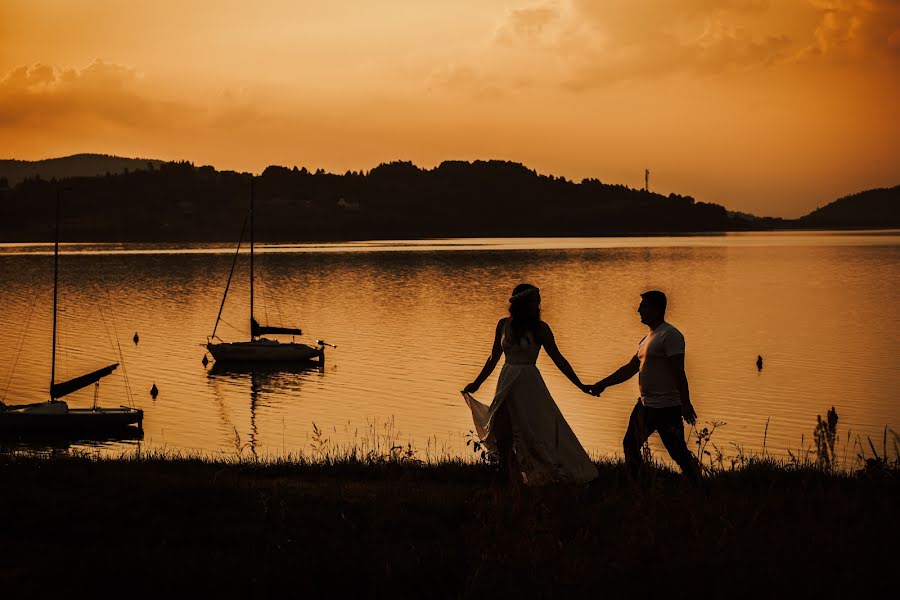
[0,60,183,130]
[471,0,900,91]
[0,1,897,217]
[0,59,290,168]
[494,3,563,45]
[488,1,790,84]
[807,0,900,58]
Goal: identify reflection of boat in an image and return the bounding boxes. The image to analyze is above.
[0,190,143,433]
[206,177,327,364]
[0,426,144,453]
[207,361,322,455]
[208,361,323,381]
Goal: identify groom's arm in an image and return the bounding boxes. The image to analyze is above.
[667,353,697,425]
[590,356,640,395]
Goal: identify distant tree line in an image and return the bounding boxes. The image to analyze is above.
[801,186,899,228]
[0,153,164,188]
[0,159,892,242]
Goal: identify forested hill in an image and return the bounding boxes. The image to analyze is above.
[0,159,754,242]
[800,186,900,228]
[0,154,165,188]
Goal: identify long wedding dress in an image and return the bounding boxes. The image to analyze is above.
[463,326,598,485]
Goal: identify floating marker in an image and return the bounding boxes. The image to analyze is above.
[150,382,159,398]
[756,355,763,370]
[133,332,139,344]
[202,355,209,366]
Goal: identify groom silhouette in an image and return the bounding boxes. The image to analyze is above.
[589,291,701,482]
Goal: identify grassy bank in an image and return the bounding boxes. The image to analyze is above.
[0,448,897,598]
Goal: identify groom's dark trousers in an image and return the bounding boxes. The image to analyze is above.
[623,400,700,482]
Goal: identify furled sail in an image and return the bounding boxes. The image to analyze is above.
[50,363,119,399]
[251,318,302,337]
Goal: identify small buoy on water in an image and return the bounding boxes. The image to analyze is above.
[150,382,159,398]
[202,355,209,366]
[756,355,763,370]
[133,332,139,345]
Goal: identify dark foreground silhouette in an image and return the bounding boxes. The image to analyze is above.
[1,453,896,597]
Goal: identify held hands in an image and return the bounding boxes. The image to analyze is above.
[585,381,606,397]
[462,381,480,394]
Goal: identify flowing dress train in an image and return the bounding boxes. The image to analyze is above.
[463,328,598,485]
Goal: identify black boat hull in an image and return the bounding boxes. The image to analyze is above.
[207,340,324,363]
[0,407,143,432]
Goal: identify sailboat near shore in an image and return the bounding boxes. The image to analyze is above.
[0,191,143,432]
[205,177,328,364]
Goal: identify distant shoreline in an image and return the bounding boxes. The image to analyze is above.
[2,159,896,243]
[2,226,898,246]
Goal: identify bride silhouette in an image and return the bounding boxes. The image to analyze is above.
[463,284,598,485]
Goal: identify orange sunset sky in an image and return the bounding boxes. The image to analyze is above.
[1,0,898,217]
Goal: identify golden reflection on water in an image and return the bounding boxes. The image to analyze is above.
[0,233,898,460]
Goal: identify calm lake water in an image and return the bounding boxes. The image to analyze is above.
[1,231,898,462]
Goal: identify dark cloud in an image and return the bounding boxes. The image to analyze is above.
[495,3,562,45]
[480,0,899,91]
[807,0,900,59]
[482,1,791,90]
[0,60,188,129]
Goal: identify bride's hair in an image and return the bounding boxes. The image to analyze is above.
[508,283,541,343]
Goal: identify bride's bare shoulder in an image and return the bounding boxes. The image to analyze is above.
[536,320,554,341]
[495,317,509,334]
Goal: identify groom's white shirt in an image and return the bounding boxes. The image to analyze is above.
[635,321,685,408]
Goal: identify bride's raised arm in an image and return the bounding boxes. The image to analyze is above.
[539,321,588,393]
[463,318,507,394]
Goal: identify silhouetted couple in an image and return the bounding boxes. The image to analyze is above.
[463,284,701,485]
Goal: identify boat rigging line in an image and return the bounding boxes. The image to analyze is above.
[215,317,249,337]
[259,277,287,332]
[0,292,39,404]
[96,289,135,408]
[96,253,136,408]
[211,215,249,341]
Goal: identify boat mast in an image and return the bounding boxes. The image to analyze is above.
[250,175,255,340]
[50,189,61,398]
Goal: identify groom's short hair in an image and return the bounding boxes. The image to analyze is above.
[640,290,667,313]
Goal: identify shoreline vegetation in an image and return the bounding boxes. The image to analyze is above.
[2,411,897,596]
[1,155,897,243]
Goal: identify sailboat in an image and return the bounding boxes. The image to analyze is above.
[0,191,144,432]
[206,177,326,363]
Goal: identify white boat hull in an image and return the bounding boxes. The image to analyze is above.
[207,339,324,363]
